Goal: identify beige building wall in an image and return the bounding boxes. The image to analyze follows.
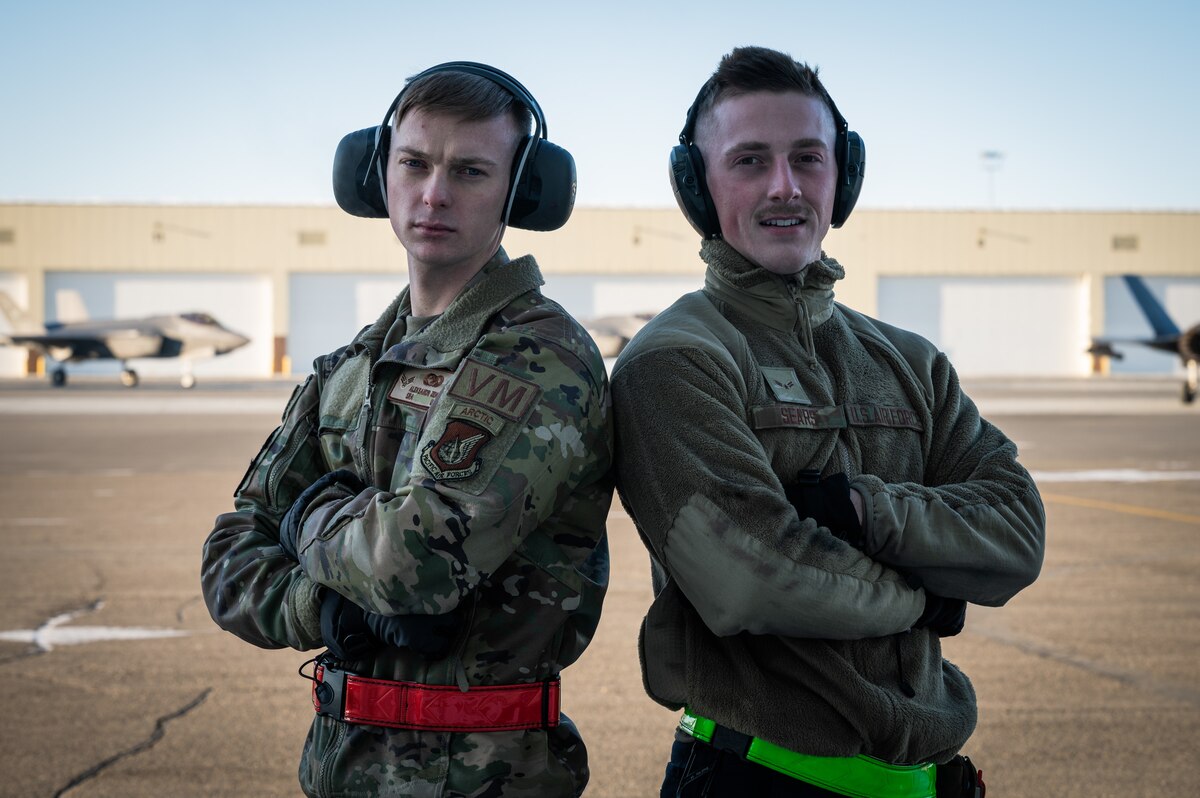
[1,204,1197,372]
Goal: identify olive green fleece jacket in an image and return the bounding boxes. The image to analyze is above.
[610,239,1045,765]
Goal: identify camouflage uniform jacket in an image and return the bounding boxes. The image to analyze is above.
[611,239,1044,766]
[202,251,613,798]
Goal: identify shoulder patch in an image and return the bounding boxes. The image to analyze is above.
[448,358,542,422]
[420,420,493,481]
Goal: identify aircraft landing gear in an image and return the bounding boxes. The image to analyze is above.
[180,373,196,389]
[119,368,140,388]
[51,367,67,387]
[1186,361,1198,405]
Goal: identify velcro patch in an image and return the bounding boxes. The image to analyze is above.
[750,403,924,432]
[448,358,542,422]
[448,401,505,436]
[752,404,846,430]
[844,403,923,431]
[388,368,452,410]
[420,420,492,481]
[760,367,811,405]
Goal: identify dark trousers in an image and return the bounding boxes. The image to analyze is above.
[661,737,847,798]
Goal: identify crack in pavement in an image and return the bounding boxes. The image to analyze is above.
[53,688,212,797]
[971,626,1200,707]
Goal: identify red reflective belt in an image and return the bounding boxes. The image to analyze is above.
[312,663,560,732]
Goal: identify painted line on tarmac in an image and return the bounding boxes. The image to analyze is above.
[0,599,191,652]
[1040,492,1200,526]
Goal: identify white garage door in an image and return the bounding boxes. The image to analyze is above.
[289,274,408,376]
[42,272,273,379]
[877,276,1090,377]
[540,275,704,321]
[1103,275,1200,375]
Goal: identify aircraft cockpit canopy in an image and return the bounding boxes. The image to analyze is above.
[182,312,218,326]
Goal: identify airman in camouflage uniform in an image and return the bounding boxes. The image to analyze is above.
[201,64,612,798]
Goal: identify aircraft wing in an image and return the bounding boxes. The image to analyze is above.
[7,329,165,362]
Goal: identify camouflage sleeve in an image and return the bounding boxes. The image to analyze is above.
[294,328,611,616]
[200,374,330,650]
[851,352,1046,606]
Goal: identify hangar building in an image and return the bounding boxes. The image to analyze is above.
[0,203,1197,382]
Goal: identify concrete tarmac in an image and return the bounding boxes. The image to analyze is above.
[0,376,1197,797]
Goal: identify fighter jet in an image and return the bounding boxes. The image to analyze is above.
[1088,275,1200,404]
[0,291,250,388]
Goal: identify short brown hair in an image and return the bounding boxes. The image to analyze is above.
[393,70,532,138]
[693,46,835,137]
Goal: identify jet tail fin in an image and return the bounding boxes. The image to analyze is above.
[0,291,37,333]
[54,289,90,323]
[1123,275,1181,338]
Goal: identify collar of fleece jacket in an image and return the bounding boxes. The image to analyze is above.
[700,238,845,333]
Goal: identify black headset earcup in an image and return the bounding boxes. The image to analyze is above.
[333,126,389,218]
[831,130,865,228]
[669,143,720,238]
[508,139,577,231]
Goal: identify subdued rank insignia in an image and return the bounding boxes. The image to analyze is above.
[421,420,492,481]
[388,368,452,410]
[760,367,811,405]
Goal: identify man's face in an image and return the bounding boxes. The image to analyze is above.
[386,107,522,277]
[697,91,838,274]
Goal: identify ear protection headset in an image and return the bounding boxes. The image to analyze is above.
[669,82,866,238]
[332,61,576,231]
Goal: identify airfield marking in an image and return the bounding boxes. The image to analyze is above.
[1040,492,1200,526]
[0,599,190,651]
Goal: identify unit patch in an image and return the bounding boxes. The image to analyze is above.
[448,358,542,421]
[421,420,492,481]
[760,367,812,405]
[388,368,452,410]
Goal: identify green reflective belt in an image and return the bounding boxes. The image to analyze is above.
[679,711,936,798]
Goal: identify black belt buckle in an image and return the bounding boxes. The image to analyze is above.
[314,662,347,719]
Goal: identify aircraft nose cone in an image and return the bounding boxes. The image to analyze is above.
[220,331,251,354]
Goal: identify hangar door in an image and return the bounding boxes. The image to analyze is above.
[877,276,1090,377]
[43,272,273,379]
[1102,275,1200,375]
[289,274,408,376]
[0,272,29,377]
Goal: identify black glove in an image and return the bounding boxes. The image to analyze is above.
[319,589,379,661]
[363,608,464,659]
[278,469,367,560]
[784,471,863,547]
[914,592,967,637]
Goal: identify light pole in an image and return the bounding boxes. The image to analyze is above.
[980,150,1005,208]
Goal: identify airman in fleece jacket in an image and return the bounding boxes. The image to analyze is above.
[611,238,1045,766]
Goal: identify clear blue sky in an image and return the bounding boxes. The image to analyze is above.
[3,0,1197,211]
